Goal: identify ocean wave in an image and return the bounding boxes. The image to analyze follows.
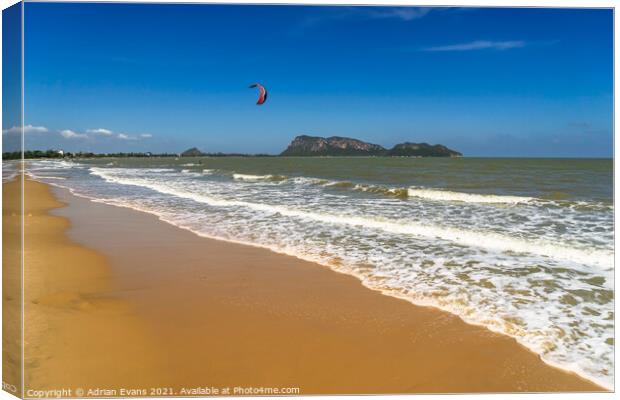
[131,168,175,173]
[181,170,202,178]
[302,177,610,209]
[541,199,613,212]
[2,162,19,183]
[26,161,82,170]
[289,176,330,185]
[28,173,66,180]
[291,176,534,203]
[2,172,18,183]
[407,187,534,204]
[89,167,613,273]
[351,184,408,198]
[297,178,409,198]
[324,180,355,188]
[232,173,288,182]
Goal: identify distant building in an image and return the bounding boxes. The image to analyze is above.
[57,150,64,156]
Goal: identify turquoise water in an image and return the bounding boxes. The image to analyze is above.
[22,157,614,388]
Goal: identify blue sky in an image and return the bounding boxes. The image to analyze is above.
[2,2,21,152]
[10,4,614,156]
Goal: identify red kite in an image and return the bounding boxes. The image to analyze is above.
[249,83,267,105]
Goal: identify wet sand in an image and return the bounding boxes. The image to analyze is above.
[19,178,603,394]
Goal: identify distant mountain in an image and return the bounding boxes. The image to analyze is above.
[280,135,461,157]
[280,135,386,156]
[387,142,462,157]
[181,147,205,157]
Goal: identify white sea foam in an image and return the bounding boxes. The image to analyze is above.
[232,173,287,182]
[233,173,271,181]
[28,173,66,180]
[2,161,19,183]
[407,187,534,204]
[89,167,613,273]
[289,176,330,185]
[3,172,18,183]
[290,177,536,203]
[148,168,175,172]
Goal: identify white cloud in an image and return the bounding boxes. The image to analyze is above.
[24,125,50,134]
[60,129,88,139]
[117,133,137,140]
[87,128,114,136]
[117,133,151,140]
[300,7,434,29]
[2,124,49,135]
[85,128,150,140]
[2,126,20,135]
[368,7,432,21]
[4,124,150,141]
[422,40,526,52]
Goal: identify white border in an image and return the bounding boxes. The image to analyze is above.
[0,1,616,400]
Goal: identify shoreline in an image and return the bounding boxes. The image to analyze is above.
[45,178,612,390]
[21,178,605,393]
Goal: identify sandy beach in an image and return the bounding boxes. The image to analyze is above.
[14,178,603,395]
[3,176,22,396]
[19,178,166,394]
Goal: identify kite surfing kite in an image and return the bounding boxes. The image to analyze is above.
[249,83,267,105]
